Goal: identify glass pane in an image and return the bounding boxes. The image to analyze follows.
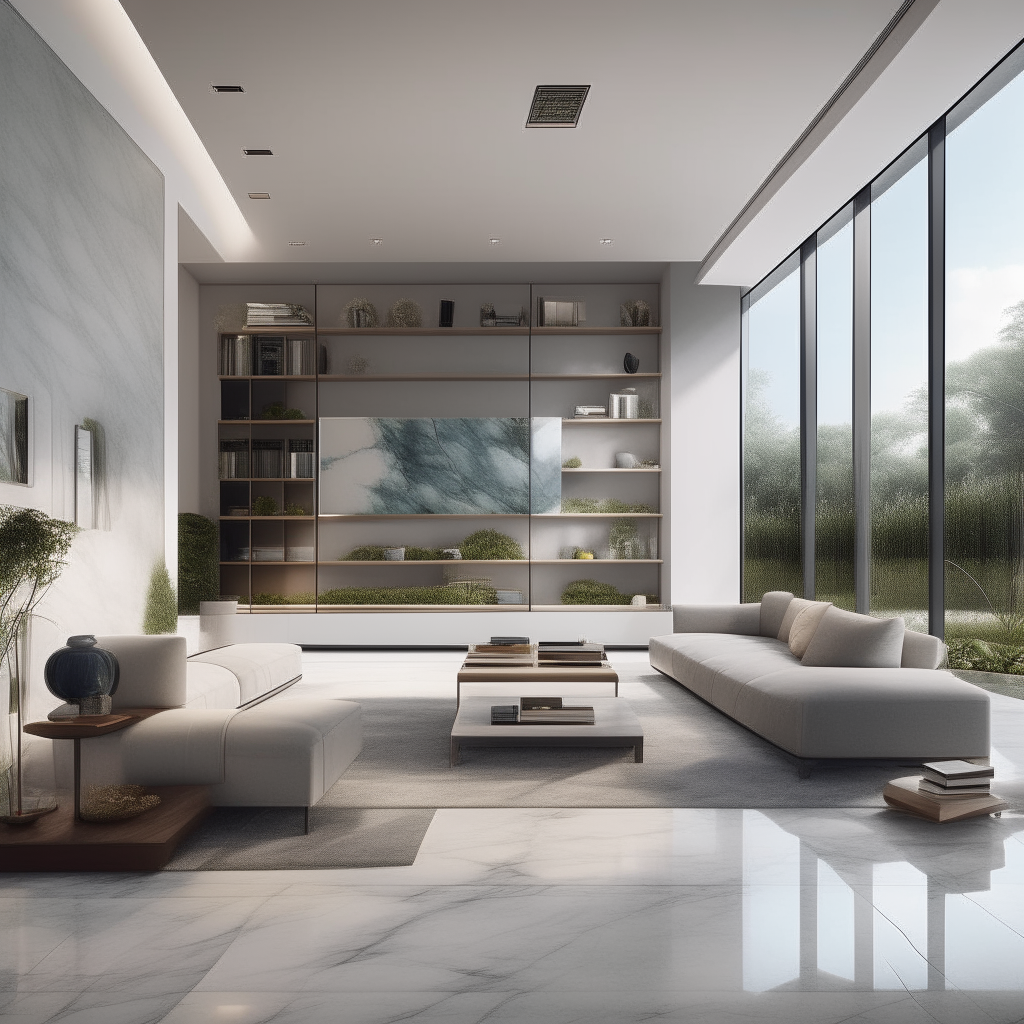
[744,262,802,601]
[945,64,1024,650]
[816,215,855,609]
[870,158,929,631]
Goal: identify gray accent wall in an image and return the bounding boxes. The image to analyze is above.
[0,2,165,714]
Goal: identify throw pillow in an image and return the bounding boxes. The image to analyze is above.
[787,602,833,658]
[801,606,906,668]
[777,597,830,643]
[759,591,794,638]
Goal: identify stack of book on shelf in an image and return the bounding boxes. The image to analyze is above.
[519,697,594,725]
[219,335,252,376]
[287,337,315,375]
[288,439,315,478]
[883,760,1006,822]
[538,642,606,667]
[254,337,285,376]
[218,438,250,479]
[251,439,284,478]
[466,637,537,667]
[245,303,313,327]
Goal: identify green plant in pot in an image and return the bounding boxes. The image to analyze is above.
[0,505,78,822]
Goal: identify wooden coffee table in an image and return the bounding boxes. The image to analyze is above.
[456,663,619,706]
[450,696,643,766]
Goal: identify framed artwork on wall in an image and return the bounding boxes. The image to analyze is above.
[0,388,28,485]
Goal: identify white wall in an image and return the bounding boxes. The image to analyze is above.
[177,264,201,514]
[662,263,742,604]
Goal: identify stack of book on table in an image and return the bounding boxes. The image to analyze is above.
[537,642,606,666]
[882,760,1006,822]
[490,697,595,726]
[466,637,537,667]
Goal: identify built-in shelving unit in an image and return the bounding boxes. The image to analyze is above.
[214,282,665,614]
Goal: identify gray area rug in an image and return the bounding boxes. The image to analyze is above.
[164,807,435,871]
[319,664,934,809]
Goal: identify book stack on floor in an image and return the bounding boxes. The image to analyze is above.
[466,637,537,667]
[537,642,607,667]
[489,697,595,726]
[883,760,1006,822]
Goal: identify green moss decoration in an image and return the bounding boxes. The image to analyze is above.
[343,545,385,561]
[259,402,304,420]
[561,498,656,514]
[458,529,524,560]
[283,503,308,516]
[405,546,443,560]
[143,561,178,634]
[562,456,582,469]
[177,513,218,614]
[561,579,632,605]
[252,496,279,517]
[318,582,496,605]
[252,592,316,605]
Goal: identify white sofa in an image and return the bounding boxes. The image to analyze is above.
[649,596,990,762]
[83,636,362,830]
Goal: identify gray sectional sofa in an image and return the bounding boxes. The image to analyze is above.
[649,595,990,762]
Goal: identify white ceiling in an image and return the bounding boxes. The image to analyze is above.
[120,0,906,267]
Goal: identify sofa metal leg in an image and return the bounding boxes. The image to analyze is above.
[304,807,310,835]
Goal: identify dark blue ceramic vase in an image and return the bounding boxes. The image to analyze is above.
[44,635,119,702]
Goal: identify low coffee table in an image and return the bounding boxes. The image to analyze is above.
[450,696,643,766]
[456,663,619,706]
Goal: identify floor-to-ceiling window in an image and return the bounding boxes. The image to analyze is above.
[945,55,1024,655]
[869,147,930,633]
[815,209,855,610]
[742,258,802,601]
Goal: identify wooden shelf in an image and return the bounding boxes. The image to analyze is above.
[219,515,314,521]
[532,372,661,380]
[219,478,314,483]
[319,374,530,382]
[531,327,661,335]
[562,467,661,473]
[530,604,666,611]
[537,513,662,518]
[221,561,315,565]
[285,604,527,612]
[219,419,315,425]
[318,513,528,520]
[319,559,528,566]
[531,559,663,564]
[222,326,315,335]
[318,327,529,336]
[562,418,662,425]
[218,375,317,381]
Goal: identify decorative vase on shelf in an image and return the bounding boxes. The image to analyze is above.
[623,353,640,374]
[43,635,119,718]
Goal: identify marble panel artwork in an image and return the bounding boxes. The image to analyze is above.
[319,417,560,515]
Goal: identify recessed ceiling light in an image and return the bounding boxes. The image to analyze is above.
[247,192,271,200]
[242,148,273,156]
[370,238,383,246]
[527,85,591,127]
[212,85,244,93]
[599,238,614,246]
[287,241,306,246]
[489,238,501,246]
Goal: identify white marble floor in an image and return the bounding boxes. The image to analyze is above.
[3,651,1024,1024]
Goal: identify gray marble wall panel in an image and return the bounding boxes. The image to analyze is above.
[0,2,164,718]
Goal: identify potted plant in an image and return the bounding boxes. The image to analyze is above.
[0,505,78,822]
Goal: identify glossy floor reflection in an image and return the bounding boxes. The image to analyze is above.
[2,651,1024,1023]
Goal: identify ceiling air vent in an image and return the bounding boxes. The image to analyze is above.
[212,85,244,93]
[247,193,271,199]
[242,148,273,156]
[526,85,590,127]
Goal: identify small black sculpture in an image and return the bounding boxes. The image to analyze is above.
[623,352,640,374]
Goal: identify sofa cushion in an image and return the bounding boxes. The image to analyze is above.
[185,662,242,709]
[902,629,947,670]
[801,607,905,668]
[788,602,833,658]
[759,592,794,637]
[190,643,302,704]
[97,635,187,709]
[778,598,830,643]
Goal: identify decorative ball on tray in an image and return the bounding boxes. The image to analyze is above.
[385,298,423,328]
[44,635,119,718]
[343,297,380,328]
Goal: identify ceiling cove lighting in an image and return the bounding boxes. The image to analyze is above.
[526,85,591,127]
[212,85,244,93]
[242,148,273,156]
[247,192,270,200]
